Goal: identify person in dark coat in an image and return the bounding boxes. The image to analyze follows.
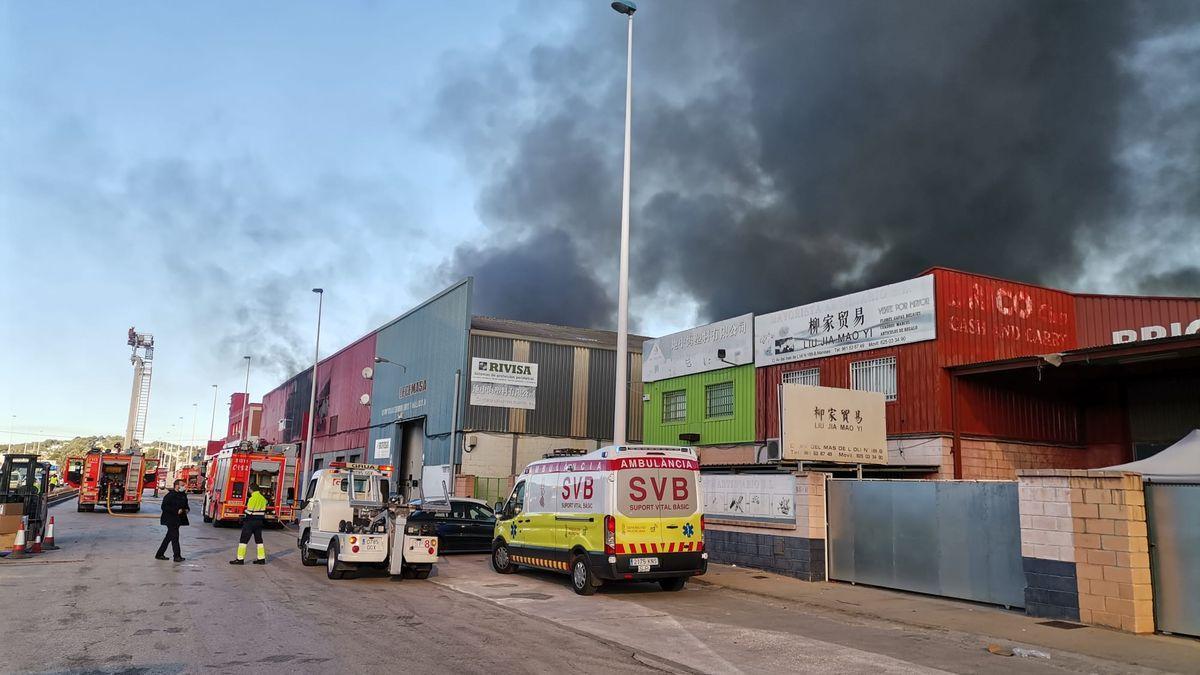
[156,479,190,562]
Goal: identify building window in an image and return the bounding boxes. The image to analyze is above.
[850,356,897,402]
[662,390,687,423]
[782,367,820,387]
[705,382,735,418]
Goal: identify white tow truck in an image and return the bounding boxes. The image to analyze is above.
[296,462,438,580]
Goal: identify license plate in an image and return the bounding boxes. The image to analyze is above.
[630,556,659,568]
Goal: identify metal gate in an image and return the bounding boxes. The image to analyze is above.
[1146,483,1200,637]
[827,479,1025,608]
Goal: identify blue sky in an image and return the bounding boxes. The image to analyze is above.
[0,2,572,442]
[3,1,1198,444]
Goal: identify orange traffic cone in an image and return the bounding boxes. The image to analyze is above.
[31,534,43,554]
[9,521,27,558]
[44,516,58,550]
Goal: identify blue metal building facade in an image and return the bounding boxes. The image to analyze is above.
[368,279,473,485]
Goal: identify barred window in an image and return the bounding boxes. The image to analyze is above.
[782,367,820,387]
[705,382,735,418]
[662,390,687,423]
[850,356,897,402]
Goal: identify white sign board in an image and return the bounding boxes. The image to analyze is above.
[471,358,538,386]
[642,313,754,382]
[781,384,888,464]
[700,474,796,525]
[470,357,538,409]
[755,275,936,366]
[470,382,537,409]
[373,437,391,460]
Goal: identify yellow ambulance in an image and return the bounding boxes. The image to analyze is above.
[491,445,706,595]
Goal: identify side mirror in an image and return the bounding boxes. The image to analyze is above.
[299,499,309,510]
[494,501,504,516]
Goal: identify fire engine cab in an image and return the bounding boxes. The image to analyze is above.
[177,466,203,493]
[64,457,84,489]
[297,463,438,581]
[77,449,145,513]
[202,442,299,526]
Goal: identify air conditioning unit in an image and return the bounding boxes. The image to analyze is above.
[760,440,781,463]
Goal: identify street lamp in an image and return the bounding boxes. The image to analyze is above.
[242,356,251,441]
[208,384,219,443]
[189,403,198,461]
[302,288,324,488]
[611,0,636,445]
[374,355,407,373]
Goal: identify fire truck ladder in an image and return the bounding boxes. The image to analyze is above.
[124,329,155,449]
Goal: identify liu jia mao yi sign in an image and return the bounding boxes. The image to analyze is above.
[755,275,936,365]
[470,357,538,410]
[781,384,888,464]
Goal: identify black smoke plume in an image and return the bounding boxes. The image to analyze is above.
[431,0,1200,330]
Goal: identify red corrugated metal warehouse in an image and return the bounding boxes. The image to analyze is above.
[259,333,376,470]
[753,268,1200,479]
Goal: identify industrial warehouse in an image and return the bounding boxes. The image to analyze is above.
[244,267,1198,489]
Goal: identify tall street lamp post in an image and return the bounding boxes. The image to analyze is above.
[302,288,324,488]
[611,0,637,445]
[241,356,251,441]
[189,403,198,462]
[209,384,219,443]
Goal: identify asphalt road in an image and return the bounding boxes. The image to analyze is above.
[0,496,1171,674]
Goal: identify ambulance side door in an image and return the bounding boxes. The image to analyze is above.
[495,479,527,553]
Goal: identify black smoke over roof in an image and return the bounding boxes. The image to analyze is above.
[431,1,1200,331]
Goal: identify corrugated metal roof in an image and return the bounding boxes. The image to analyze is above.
[471,316,647,351]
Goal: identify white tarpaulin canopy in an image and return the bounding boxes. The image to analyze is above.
[1103,429,1200,481]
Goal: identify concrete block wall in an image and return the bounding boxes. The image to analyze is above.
[1018,470,1154,633]
[705,472,827,582]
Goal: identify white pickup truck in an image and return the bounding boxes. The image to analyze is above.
[296,462,438,580]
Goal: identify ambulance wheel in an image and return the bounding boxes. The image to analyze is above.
[659,577,687,592]
[326,541,345,580]
[492,542,516,574]
[300,533,320,567]
[570,554,599,596]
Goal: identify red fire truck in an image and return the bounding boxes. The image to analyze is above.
[143,458,160,490]
[78,451,145,512]
[202,442,299,526]
[178,466,203,493]
[64,457,85,489]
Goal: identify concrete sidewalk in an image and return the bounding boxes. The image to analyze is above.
[693,563,1199,673]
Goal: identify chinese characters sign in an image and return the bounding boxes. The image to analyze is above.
[755,275,935,366]
[781,384,887,464]
[642,313,753,382]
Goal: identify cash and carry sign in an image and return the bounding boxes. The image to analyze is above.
[755,275,935,366]
[469,357,538,410]
[642,313,754,382]
[781,384,888,464]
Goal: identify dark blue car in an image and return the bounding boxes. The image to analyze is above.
[407,498,496,553]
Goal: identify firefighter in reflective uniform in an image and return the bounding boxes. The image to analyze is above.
[229,484,268,565]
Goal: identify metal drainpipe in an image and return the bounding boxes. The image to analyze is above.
[951,374,963,479]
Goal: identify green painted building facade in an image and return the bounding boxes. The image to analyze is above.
[642,364,756,446]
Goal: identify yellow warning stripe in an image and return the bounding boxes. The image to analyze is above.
[512,555,569,571]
